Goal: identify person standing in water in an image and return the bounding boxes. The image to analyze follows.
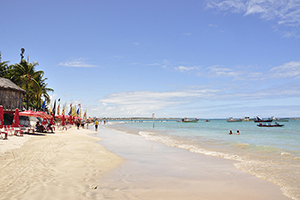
[95,120,99,131]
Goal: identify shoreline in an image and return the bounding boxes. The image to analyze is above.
[96,125,291,200]
[0,127,123,200]
[0,125,292,199]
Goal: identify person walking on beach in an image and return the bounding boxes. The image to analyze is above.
[76,120,80,130]
[95,120,99,131]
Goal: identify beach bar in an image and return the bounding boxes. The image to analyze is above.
[0,77,25,111]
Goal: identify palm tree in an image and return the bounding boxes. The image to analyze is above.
[0,52,9,77]
[6,59,44,110]
[33,73,54,110]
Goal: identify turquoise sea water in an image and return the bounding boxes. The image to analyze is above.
[107,119,300,200]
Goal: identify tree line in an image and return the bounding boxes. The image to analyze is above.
[0,49,53,111]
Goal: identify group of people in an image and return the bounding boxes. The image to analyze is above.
[229,130,240,135]
[35,121,54,133]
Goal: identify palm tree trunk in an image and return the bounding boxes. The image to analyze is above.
[26,80,29,110]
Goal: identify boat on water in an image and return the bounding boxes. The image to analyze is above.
[226,117,242,122]
[254,116,272,123]
[271,116,289,122]
[181,118,199,123]
[257,123,284,127]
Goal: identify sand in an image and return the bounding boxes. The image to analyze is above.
[0,127,123,200]
[96,126,291,200]
[0,125,292,200]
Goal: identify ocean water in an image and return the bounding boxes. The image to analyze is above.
[106,119,300,200]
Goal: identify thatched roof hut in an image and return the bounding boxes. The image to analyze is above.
[0,77,25,111]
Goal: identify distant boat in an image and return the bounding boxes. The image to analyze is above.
[226,117,242,122]
[181,118,199,123]
[205,119,210,122]
[257,123,284,127]
[254,116,272,123]
[271,116,289,122]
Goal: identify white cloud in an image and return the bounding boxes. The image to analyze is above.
[175,66,198,72]
[207,0,300,28]
[59,58,98,68]
[97,89,219,117]
[270,61,300,78]
[206,65,241,78]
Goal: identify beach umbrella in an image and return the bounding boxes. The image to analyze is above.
[55,115,65,119]
[20,110,41,118]
[0,105,4,128]
[37,111,52,119]
[49,116,54,125]
[61,115,66,126]
[42,118,48,125]
[12,108,20,127]
[69,115,73,124]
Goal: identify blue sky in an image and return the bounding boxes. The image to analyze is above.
[1,0,300,118]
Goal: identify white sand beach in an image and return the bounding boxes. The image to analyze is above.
[0,127,123,200]
[0,126,291,200]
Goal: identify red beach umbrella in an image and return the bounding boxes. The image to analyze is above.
[49,116,54,125]
[69,115,73,124]
[12,108,20,127]
[61,115,66,126]
[20,110,41,118]
[0,105,4,128]
[42,118,48,125]
[37,111,52,119]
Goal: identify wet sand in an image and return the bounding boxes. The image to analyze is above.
[95,126,291,200]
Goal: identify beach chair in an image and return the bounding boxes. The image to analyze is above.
[4,126,13,136]
[27,125,35,134]
[12,126,23,137]
[0,127,8,140]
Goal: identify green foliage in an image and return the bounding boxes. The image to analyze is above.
[2,52,54,110]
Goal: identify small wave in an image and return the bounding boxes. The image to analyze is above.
[281,152,292,156]
[138,131,243,162]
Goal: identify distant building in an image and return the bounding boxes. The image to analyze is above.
[0,77,25,111]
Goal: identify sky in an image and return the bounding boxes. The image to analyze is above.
[1,0,300,118]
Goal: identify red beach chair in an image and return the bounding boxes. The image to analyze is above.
[0,127,8,140]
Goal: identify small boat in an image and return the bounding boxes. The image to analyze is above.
[226,117,242,122]
[254,116,272,123]
[181,118,199,123]
[205,119,210,122]
[257,123,284,127]
[271,116,289,122]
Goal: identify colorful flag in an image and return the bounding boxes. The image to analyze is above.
[57,99,61,115]
[73,105,77,117]
[68,104,72,115]
[41,100,46,111]
[49,102,53,114]
[52,100,56,120]
[62,104,65,115]
[83,109,87,120]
